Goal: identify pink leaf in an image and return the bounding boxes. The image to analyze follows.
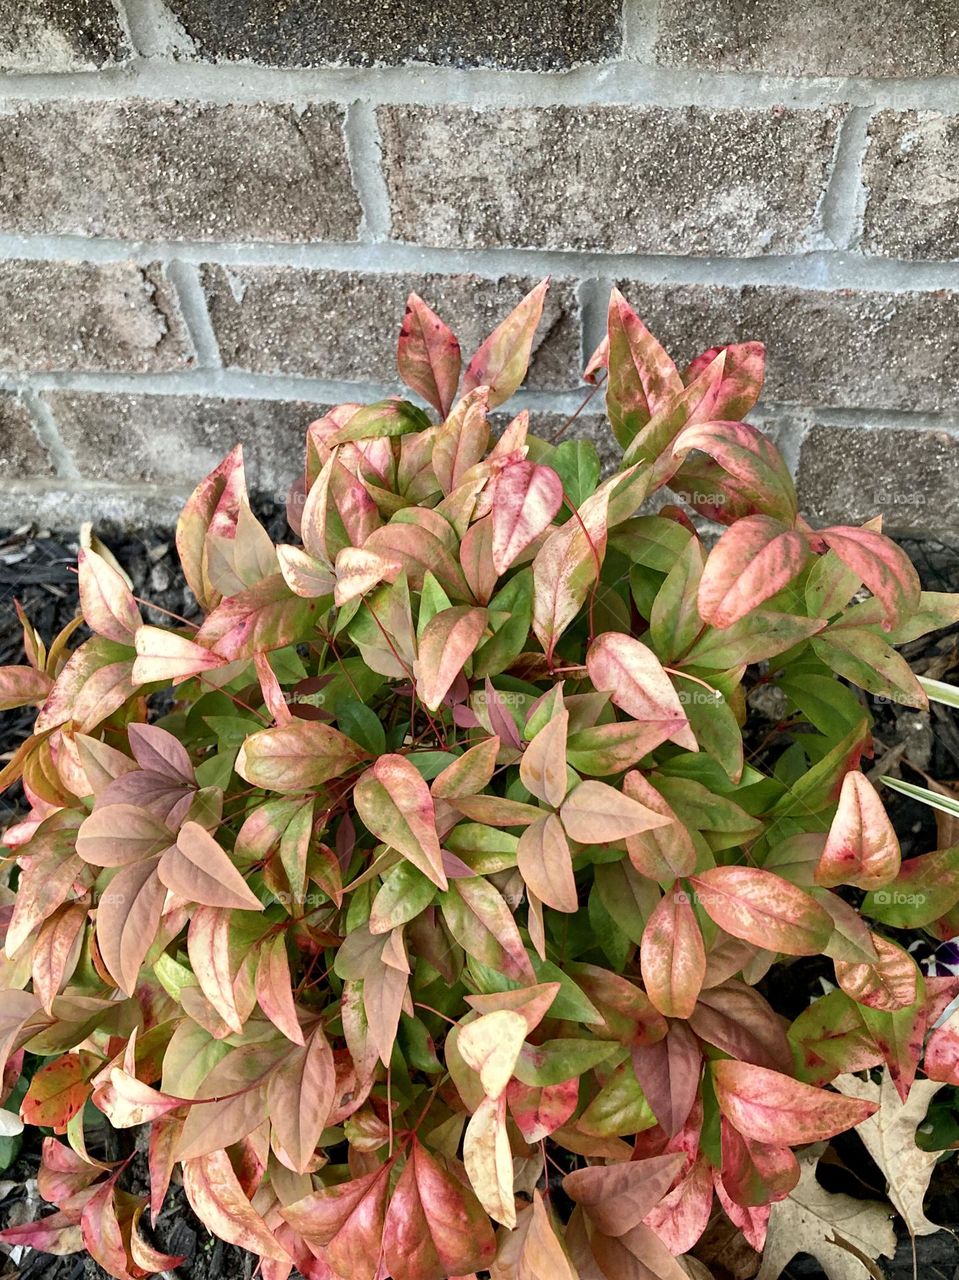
[463,278,549,408]
[397,291,462,418]
[698,516,811,628]
[491,461,565,575]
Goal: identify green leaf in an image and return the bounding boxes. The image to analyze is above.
[552,439,601,509]
[337,701,387,756]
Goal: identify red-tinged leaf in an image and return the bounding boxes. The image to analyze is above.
[440,877,535,983]
[0,663,53,710]
[815,770,901,890]
[690,866,834,957]
[560,780,671,844]
[683,341,765,420]
[132,626,226,684]
[520,706,569,808]
[924,1012,959,1085]
[432,386,490,494]
[563,1151,685,1236]
[77,548,140,646]
[532,482,610,659]
[506,1075,579,1143]
[183,1148,290,1262]
[128,1204,186,1273]
[363,949,409,1068]
[32,902,87,1014]
[640,885,706,1020]
[196,574,324,661]
[187,906,246,1034]
[688,980,793,1073]
[491,461,564,575]
[414,606,488,711]
[464,1093,515,1227]
[268,1027,336,1174]
[254,651,293,726]
[631,1022,702,1138]
[432,736,500,802]
[670,418,796,525]
[176,444,247,612]
[0,1208,83,1255]
[719,1117,799,1210]
[277,543,336,600]
[354,755,448,890]
[517,813,578,913]
[383,1139,497,1280]
[450,793,542,826]
[149,1113,184,1223]
[37,1137,108,1204]
[821,525,921,630]
[365,521,473,600]
[255,934,305,1045]
[493,1191,578,1280]
[713,1177,770,1252]
[95,858,166,996]
[834,935,919,1012]
[159,822,263,911]
[860,993,926,1102]
[236,720,368,794]
[591,1221,691,1280]
[463,278,549,409]
[282,1166,391,1280]
[93,1070,183,1128]
[76,803,173,867]
[711,1059,877,1145]
[458,1009,527,1099]
[398,291,462,418]
[698,516,811,629]
[643,1149,714,1257]
[605,287,684,447]
[127,722,193,781]
[622,771,697,880]
[333,544,402,606]
[22,1054,92,1129]
[586,632,696,752]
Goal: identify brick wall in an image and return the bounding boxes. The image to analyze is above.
[2,0,958,534]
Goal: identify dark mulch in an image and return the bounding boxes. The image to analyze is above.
[1,519,958,1280]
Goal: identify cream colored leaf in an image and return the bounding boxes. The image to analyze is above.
[458,1010,527,1099]
[833,1070,945,1237]
[755,1144,896,1280]
[464,1094,516,1228]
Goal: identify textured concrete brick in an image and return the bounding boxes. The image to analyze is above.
[47,393,322,495]
[862,112,959,260]
[0,261,193,374]
[0,396,54,479]
[0,0,129,71]
[167,0,620,69]
[798,425,959,534]
[618,282,959,413]
[655,0,959,77]
[0,102,359,243]
[377,105,841,256]
[201,267,582,390]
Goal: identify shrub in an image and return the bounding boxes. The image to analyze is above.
[2,281,959,1278]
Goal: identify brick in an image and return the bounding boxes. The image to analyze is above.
[0,0,129,71]
[47,393,323,495]
[0,101,359,243]
[201,267,582,391]
[0,395,54,479]
[167,0,620,69]
[377,105,841,256]
[797,425,959,534]
[655,0,959,77]
[616,281,959,413]
[862,111,959,260]
[0,260,193,374]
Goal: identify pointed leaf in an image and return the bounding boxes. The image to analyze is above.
[815,770,901,890]
[397,291,461,417]
[463,278,549,408]
[159,823,263,910]
[492,461,564,574]
[711,1060,877,1145]
[354,755,448,889]
[586,632,696,751]
[699,516,811,629]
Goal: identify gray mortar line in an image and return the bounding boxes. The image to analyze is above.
[820,106,874,251]
[17,387,82,479]
[0,235,957,294]
[344,100,392,242]
[165,260,222,368]
[119,0,196,59]
[0,59,957,112]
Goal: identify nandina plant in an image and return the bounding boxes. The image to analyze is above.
[2,282,959,1279]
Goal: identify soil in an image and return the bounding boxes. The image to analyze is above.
[1,516,959,1280]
